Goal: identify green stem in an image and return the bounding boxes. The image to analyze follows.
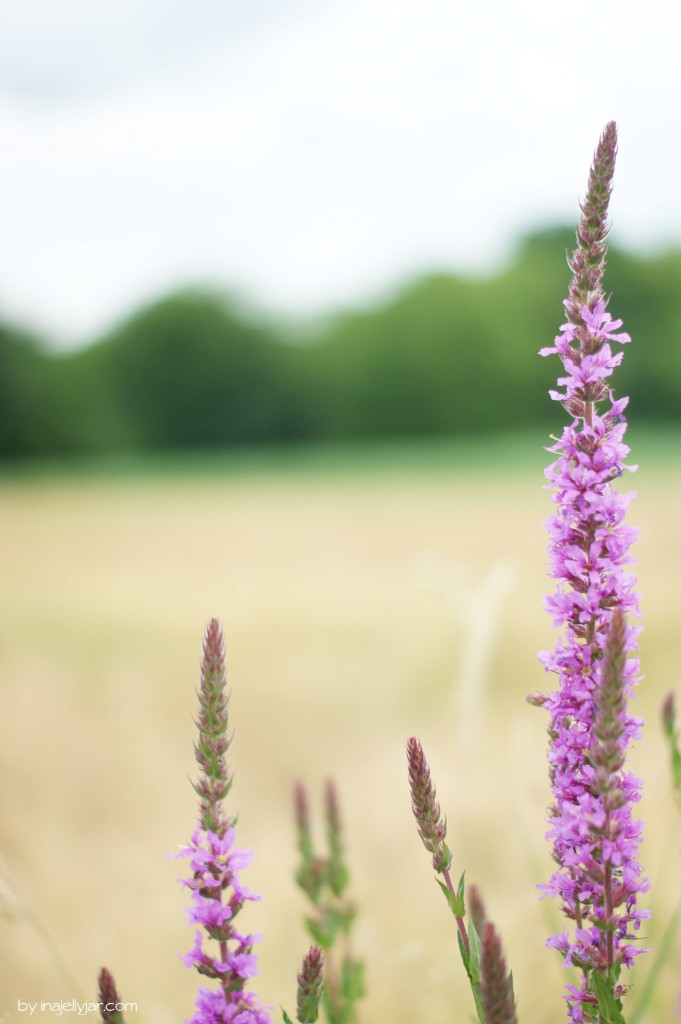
[442,867,469,957]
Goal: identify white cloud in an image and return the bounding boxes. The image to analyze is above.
[0,0,680,347]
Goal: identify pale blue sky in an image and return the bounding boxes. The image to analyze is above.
[0,0,679,347]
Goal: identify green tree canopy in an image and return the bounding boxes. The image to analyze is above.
[1,229,679,460]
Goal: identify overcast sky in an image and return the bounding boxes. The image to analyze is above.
[1,0,680,348]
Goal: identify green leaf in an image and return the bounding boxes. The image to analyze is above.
[341,958,365,1003]
[435,876,465,918]
[327,862,349,897]
[591,970,625,1024]
[467,920,482,986]
[281,1009,295,1024]
[305,917,333,950]
[471,984,485,1024]
[456,929,485,1024]
[325,907,346,939]
[457,870,466,910]
[672,744,681,791]
[296,859,325,903]
[457,927,471,977]
[338,902,357,933]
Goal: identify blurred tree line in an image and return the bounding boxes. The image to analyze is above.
[2,226,680,460]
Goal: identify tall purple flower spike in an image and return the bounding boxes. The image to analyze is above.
[175,620,271,1024]
[533,123,649,1022]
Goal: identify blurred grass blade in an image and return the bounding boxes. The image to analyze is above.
[629,894,681,1024]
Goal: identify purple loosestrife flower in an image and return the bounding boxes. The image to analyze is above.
[175,619,271,1024]
[536,123,649,1021]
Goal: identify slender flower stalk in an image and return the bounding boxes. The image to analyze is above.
[294,782,325,903]
[406,738,471,971]
[175,619,271,1024]
[324,780,348,898]
[292,780,363,1024]
[294,782,315,866]
[535,123,649,1021]
[407,743,518,1024]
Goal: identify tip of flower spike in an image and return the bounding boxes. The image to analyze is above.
[406,737,452,873]
[324,779,339,828]
[594,122,618,187]
[98,966,119,1001]
[467,883,487,940]
[324,777,349,897]
[203,618,225,671]
[195,618,233,833]
[294,781,310,831]
[296,946,325,1024]
[662,692,676,737]
[566,122,619,316]
[98,968,125,1024]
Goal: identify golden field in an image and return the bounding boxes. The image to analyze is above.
[1,438,680,1024]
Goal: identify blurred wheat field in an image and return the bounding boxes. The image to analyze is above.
[1,438,680,1024]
